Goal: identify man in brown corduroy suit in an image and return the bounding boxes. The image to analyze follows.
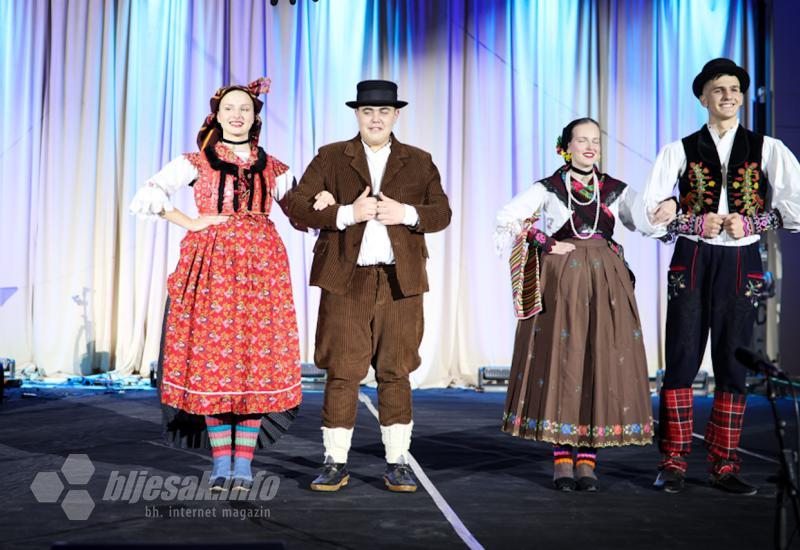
[288,80,451,492]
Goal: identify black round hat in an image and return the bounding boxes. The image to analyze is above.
[692,58,750,98]
[346,80,408,108]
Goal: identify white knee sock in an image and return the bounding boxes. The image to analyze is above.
[381,421,413,463]
[322,426,353,464]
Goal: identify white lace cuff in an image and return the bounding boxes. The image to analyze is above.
[129,183,174,220]
[493,220,522,255]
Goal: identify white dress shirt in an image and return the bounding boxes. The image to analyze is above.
[335,140,420,266]
[634,120,800,246]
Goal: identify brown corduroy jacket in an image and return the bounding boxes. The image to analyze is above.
[287,134,451,296]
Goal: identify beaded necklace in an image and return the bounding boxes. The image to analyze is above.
[564,169,600,240]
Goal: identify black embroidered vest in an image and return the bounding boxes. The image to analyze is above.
[679,126,768,216]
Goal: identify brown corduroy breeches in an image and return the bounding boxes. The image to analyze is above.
[314,265,424,428]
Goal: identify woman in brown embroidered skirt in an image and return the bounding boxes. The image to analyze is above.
[495,118,653,492]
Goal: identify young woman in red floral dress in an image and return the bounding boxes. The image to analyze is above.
[130,78,305,491]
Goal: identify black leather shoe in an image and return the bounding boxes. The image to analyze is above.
[576,476,598,492]
[553,477,576,492]
[384,459,418,492]
[310,457,350,492]
[654,469,685,493]
[709,472,757,495]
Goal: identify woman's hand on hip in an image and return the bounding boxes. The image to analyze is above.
[189,215,230,232]
[548,241,576,255]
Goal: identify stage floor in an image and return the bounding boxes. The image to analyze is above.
[0,385,795,550]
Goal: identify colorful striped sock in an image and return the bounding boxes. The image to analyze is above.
[553,444,574,466]
[233,418,261,481]
[234,418,261,461]
[553,444,574,479]
[205,415,232,478]
[576,447,597,471]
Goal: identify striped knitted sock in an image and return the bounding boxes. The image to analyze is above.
[205,415,232,478]
[233,418,261,481]
[553,444,574,479]
[576,446,597,479]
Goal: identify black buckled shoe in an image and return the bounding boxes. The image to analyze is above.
[553,477,577,492]
[576,476,598,492]
[310,457,350,492]
[384,458,418,492]
[654,469,686,494]
[709,472,757,495]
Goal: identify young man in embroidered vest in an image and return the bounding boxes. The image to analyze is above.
[287,80,451,492]
[635,58,800,494]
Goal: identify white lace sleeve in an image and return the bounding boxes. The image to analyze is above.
[272,168,296,201]
[632,141,685,237]
[616,186,638,232]
[494,182,547,254]
[129,156,199,220]
[764,137,800,232]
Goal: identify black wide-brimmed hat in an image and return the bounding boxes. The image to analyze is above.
[692,58,750,98]
[345,80,408,108]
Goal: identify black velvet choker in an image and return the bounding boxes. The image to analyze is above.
[569,165,594,176]
[221,137,250,145]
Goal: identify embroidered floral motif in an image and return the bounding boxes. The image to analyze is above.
[570,176,602,202]
[744,275,765,309]
[731,162,764,216]
[743,209,782,236]
[501,411,653,446]
[682,162,716,214]
[667,213,704,236]
[667,268,687,300]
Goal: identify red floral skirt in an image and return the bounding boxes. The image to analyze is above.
[160,214,302,415]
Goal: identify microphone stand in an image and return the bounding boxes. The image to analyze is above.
[765,370,800,549]
[750,274,800,548]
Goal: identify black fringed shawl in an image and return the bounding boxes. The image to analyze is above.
[194,145,270,213]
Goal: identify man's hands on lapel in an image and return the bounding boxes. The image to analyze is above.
[377,192,406,225]
[354,186,378,222]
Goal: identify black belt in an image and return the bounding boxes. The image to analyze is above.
[356,263,396,270]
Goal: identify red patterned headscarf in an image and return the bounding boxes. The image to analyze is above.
[196,77,271,151]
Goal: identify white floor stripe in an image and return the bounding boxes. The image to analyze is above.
[358,392,485,550]
[689,431,780,465]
